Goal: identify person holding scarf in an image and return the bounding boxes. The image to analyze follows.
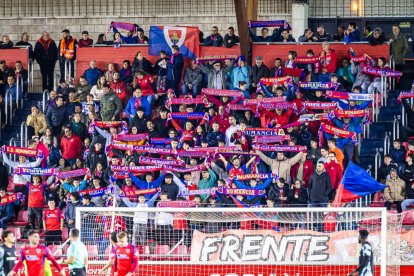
[318,42,337,82]
[166,45,184,94]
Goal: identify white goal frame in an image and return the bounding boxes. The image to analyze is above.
[75,206,389,276]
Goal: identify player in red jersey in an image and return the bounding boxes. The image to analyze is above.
[8,230,65,276]
[112,231,139,276]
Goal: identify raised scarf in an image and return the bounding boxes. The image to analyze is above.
[202,88,244,98]
[298,82,338,90]
[14,167,59,176]
[0,192,23,206]
[2,145,42,158]
[326,91,373,101]
[303,102,337,110]
[253,145,307,152]
[216,187,265,196]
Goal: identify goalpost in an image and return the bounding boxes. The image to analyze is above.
[75,207,404,276]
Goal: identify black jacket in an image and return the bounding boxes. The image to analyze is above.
[154,117,172,138]
[406,183,414,199]
[160,182,179,200]
[378,163,398,182]
[130,116,148,133]
[250,64,270,85]
[267,183,289,204]
[287,187,308,206]
[400,163,414,185]
[34,39,58,66]
[223,34,240,48]
[0,163,9,190]
[131,57,153,75]
[308,170,332,203]
[86,149,108,173]
[46,104,69,127]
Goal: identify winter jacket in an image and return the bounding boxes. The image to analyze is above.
[324,161,343,190]
[120,68,132,83]
[86,149,107,173]
[83,67,102,86]
[34,38,58,66]
[231,65,251,89]
[384,177,406,202]
[65,200,82,222]
[203,33,224,47]
[46,104,69,127]
[131,57,153,75]
[198,62,233,89]
[388,33,409,65]
[390,147,407,165]
[198,169,217,200]
[249,28,283,42]
[345,29,361,43]
[183,67,202,85]
[62,180,87,193]
[250,64,270,85]
[378,162,398,182]
[100,90,123,121]
[258,152,304,183]
[3,84,22,102]
[26,111,47,136]
[60,134,83,160]
[308,170,332,203]
[406,183,414,199]
[166,52,184,83]
[267,183,289,204]
[287,187,308,206]
[369,34,387,46]
[290,159,314,188]
[314,32,331,42]
[70,121,88,141]
[319,49,337,73]
[90,85,105,101]
[160,182,180,200]
[0,163,8,190]
[77,38,93,48]
[206,131,226,147]
[234,179,272,201]
[223,34,239,48]
[400,163,414,185]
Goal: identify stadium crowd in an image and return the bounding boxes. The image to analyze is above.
[0,21,412,248]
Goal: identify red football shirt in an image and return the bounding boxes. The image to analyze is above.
[13,245,62,276]
[113,244,139,276]
[43,208,63,230]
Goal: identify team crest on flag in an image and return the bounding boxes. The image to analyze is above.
[149,26,200,58]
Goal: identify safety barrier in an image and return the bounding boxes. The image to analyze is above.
[393,116,400,140]
[4,90,12,125]
[384,132,391,155]
[28,59,34,93]
[64,59,72,83]
[374,149,382,180]
[42,89,50,113]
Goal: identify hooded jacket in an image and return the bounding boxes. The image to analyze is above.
[308,168,332,203]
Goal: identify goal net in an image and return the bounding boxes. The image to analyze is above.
[75,207,404,276]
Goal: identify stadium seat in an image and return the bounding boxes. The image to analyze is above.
[153,244,170,255]
[87,244,99,259]
[402,210,414,225]
[48,244,63,255]
[14,210,29,226]
[7,227,21,241]
[62,227,69,241]
[138,245,151,255]
[171,245,189,255]
[370,192,386,207]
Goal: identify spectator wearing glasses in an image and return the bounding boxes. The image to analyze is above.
[203,26,224,47]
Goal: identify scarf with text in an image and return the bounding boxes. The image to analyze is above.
[362,67,403,80]
[163,164,207,173]
[56,168,90,179]
[349,54,372,63]
[295,56,321,74]
[139,156,185,167]
[303,102,337,110]
[111,165,163,173]
[226,104,254,112]
[202,88,244,98]
[253,135,290,144]
[79,187,114,198]
[165,97,209,110]
[216,187,266,196]
[158,200,198,208]
[150,138,172,145]
[320,123,358,143]
[326,91,373,101]
[0,192,23,206]
[398,91,414,101]
[298,82,338,90]
[14,167,59,176]
[120,188,158,198]
[258,101,295,110]
[253,145,307,152]
[259,77,291,86]
[298,113,328,122]
[243,97,285,106]
[242,128,285,137]
[248,20,291,30]
[1,145,42,158]
[197,55,238,62]
[234,173,275,181]
[328,110,367,119]
[278,121,303,129]
[167,112,209,122]
[179,188,213,197]
[114,134,149,142]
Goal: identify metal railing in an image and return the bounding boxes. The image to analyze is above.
[393,116,400,140]
[16,74,23,109]
[363,123,370,139]
[8,138,17,174]
[390,55,395,91]
[374,148,382,181]
[64,59,72,83]
[4,90,12,125]
[384,132,391,155]
[54,73,60,91]
[402,98,413,127]
[20,122,28,148]
[371,89,379,122]
[28,59,34,93]
[380,72,388,107]
[42,89,50,113]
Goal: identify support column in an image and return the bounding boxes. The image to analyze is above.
[234,0,252,61]
[291,2,309,41]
